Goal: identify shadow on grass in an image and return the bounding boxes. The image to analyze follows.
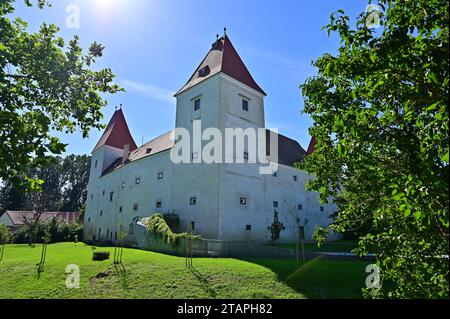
[240,256,371,299]
[188,265,217,298]
[113,262,129,289]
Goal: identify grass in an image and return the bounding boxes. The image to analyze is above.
[0,242,370,299]
[269,240,358,253]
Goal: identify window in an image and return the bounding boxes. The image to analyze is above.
[240,197,247,205]
[194,99,200,111]
[106,229,109,239]
[190,197,197,205]
[119,206,122,212]
[98,228,101,236]
[273,201,279,208]
[133,203,138,211]
[115,232,117,241]
[135,177,140,184]
[100,210,103,216]
[190,221,195,231]
[157,172,163,180]
[156,201,162,208]
[293,175,297,181]
[102,190,105,195]
[243,152,249,160]
[90,194,93,200]
[320,206,324,212]
[94,160,98,168]
[109,192,114,201]
[242,99,249,111]
[297,204,303,211]
[246,224,252,231]
[272,171,277,177]
[88,217,91,222]
[121,182,125,188]
[192,152,198,160]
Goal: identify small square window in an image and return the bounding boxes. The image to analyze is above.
[297,204,303,211]
[194,99,200,111]
[190,197,197,205]
[133,203,138,211]
[157,172,163,180]
[246,224,252,231]
[135,177,140,184]
[109,192,114,201]
[121,182,126,188]
[242,99,249,111]
[293,175,297,181]
[273,201,279,208]
[156,201,162,208]
[320,206,324,212]
[243,152,249,160]
[240,197,247,205]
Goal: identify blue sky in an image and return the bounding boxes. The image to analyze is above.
[13,0,365,154]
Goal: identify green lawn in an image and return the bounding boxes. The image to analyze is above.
[0,243,370,299]
[269,240,358,253]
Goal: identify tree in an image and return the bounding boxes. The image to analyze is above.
[301,0,448,298]
[0,0,122,192]
[60,155,90,211]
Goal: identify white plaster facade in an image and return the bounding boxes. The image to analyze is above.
[84,36,338,243]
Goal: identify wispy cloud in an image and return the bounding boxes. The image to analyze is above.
[245,47,316,79]
[120,79,175,104]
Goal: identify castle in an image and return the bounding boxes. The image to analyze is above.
[84,33,336,243]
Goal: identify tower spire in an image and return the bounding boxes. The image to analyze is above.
[224,27,227,36]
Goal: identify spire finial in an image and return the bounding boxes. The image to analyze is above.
[115,105,118,111]
[216,34,219,41]
[120,103,122,110]
[224,27,227,36]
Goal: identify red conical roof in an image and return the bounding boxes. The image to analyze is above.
[306,136,317,155]
[176,35,266,96]
[92,109,137,153]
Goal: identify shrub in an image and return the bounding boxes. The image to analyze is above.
[142,213,199,246]
[0,224,11,244]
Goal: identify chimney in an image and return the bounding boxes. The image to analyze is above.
[122,144,130,163]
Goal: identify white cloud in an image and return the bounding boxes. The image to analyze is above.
[120,79,175,104]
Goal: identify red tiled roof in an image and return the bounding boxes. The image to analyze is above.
[176,35,266,96]
[102,130,175,175]
[93,109,137,153]
[306,136,317,155]
[266,130,307,166]
[3,211,80,226]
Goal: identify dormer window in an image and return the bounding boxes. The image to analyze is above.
[194,99,200,111]
[146,148,152,154]
[157,172,163,180]
[242,99,249,111]
[198,66,209,77]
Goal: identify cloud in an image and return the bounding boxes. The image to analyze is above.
[120,79,175,104]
